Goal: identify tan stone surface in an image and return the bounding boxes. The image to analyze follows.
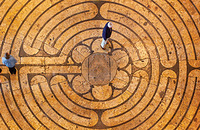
[0,0,199,129]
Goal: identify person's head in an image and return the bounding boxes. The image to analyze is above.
[108,22,113,28]
[0,68,2,73]
[5,53,10,59]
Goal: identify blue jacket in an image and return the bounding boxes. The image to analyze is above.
[102,22,112,40]
[2,55,17,68]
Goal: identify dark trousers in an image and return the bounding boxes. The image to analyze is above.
[9,66,16,74]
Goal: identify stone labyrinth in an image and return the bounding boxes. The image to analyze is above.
[0,0,199,129]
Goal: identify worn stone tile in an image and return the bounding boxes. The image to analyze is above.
[21,56,45,65]
[6,119,20,129]
[72,76,90,94]
[0,117,8,130]
[0,0,199,129]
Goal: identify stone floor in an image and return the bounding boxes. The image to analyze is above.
[0,0,199,129]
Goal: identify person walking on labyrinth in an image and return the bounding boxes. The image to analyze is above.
[101,22,113,50]
[2,53,17,74]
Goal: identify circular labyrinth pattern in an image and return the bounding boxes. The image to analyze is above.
[0,0,199,129]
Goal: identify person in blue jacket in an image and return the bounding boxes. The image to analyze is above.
[2,53,17,74]
[101,22,113,50]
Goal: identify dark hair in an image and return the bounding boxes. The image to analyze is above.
[0,68,2,73]
[5,53,10,59]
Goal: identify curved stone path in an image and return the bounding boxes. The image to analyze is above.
[0,0,199,129]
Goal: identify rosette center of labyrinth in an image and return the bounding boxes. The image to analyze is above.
[82,53,117,86]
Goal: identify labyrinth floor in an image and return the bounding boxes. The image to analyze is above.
[0,0,200,130]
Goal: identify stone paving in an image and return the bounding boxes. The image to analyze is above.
[0,0,199,129]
